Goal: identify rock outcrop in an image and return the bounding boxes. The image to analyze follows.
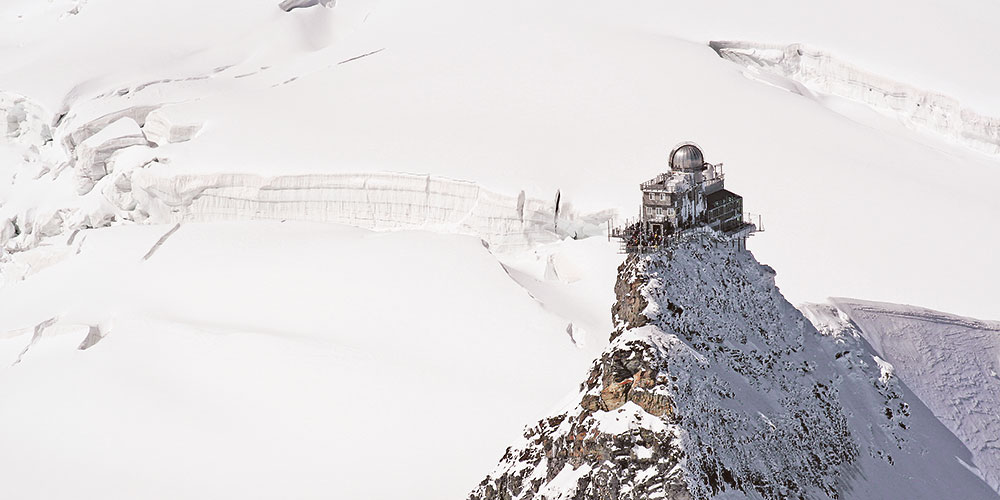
[470,230,997,500]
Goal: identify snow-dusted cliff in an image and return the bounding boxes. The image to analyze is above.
[471,232,996,499]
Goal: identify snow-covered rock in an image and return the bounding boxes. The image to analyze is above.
[472,231,996,499]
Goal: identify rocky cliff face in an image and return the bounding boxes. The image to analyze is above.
[470,231,997,500]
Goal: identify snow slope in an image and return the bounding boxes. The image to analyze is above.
[0,221,620,499]
[806,299,1000,493]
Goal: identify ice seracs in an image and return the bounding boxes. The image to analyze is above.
[73,116,146,195]
[141,108,201,147]
[278,0,335,12]
[710,40,1000,156]
[129,169,611,252]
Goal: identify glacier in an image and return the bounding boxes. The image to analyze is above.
[710,41,1000,156]
[129,169,609,252]
[1,0,998,498]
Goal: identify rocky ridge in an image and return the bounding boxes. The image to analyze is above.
[470,230,995,500]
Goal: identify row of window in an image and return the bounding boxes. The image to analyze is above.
[647,192,668,201]
[708,197,741,209]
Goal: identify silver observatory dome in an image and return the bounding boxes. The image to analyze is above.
[669,143,706,172]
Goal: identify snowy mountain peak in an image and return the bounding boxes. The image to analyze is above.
[471,231,996,499]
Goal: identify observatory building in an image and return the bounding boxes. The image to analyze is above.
[639,142,744,236]
[610,141,757,252]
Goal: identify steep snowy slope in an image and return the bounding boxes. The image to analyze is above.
[0,221,617,499]
[804,299,1000,493]
[472,232,996,499]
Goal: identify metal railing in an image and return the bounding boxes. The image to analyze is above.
[609,214,762,254]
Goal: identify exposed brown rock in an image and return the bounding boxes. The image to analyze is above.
[610,255,649,340]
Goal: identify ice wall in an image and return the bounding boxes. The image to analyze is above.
[131,170,610,252]
[710,41,1000,155]
[2,86,608,255]
[74,117,147,195]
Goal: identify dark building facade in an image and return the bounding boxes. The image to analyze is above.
[639,142,744,235]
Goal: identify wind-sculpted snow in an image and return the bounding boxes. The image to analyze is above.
[820,298,1000,493]
[129,170,609,252]
[472,231,996,499]
[710,41,1000,155]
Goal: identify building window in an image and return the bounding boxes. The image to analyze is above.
[648,193,655,200]
[660,193,666,201]
[656,207,663,216]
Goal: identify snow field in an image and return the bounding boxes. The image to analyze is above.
[711,40,1000,155]
[2,0,999,318]
[0,221,616,499]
